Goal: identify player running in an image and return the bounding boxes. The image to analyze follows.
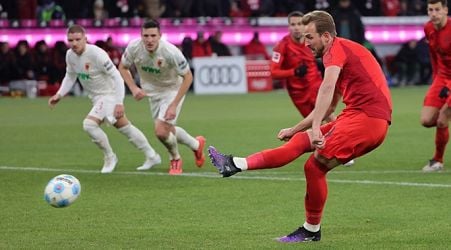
[420,0,451,172]
[48,25,160,174]
[271,11,326,119]
[118,19,205,175]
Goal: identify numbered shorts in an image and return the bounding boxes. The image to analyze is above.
[88,95,117,125]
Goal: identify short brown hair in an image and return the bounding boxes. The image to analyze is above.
[427,0,447,6]
[288,11,304,22]
[67,25,86,35]
[142,19,161,32]
[302,10,337,37]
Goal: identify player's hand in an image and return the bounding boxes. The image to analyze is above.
[114,104,125,119]
[311,128,325,149]
[48,94,61,109]
[164,103,177,121]
[439,86,449,99]
[294,64,308,77]
[132,88,147,101]
[278,128,294,141]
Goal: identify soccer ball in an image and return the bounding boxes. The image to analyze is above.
[44,174,81,208]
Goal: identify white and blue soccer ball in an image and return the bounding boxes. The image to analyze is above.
[44,174,81,208]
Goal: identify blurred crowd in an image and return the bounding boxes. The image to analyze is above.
[0,40,64,86]
[0,33,432,96]
[0,0,442,96]
[1,0,448,21]
[0,32,266,90]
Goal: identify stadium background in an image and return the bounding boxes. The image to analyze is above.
[1,1,451,248]
[0,0,449,96]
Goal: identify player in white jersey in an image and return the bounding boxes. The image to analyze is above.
[48,25,161,174]
[118,19,206,175]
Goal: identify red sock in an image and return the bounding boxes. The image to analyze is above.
[246,132,312,170]
[304,155,329,225]
[433,127,449,163]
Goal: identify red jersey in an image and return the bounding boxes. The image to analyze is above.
[243,40,270,60]
[271,35,322,95]
[323,37,392,123]
[192,40,213,58]
[424,17,451,79]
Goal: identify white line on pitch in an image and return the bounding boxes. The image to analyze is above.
[247,170,428,174]
[1,165,450,188]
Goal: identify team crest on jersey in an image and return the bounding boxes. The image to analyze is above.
[272,52,281,63]
[156,57,165,68]
[84,62,91,71]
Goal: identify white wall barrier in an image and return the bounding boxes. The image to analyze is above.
[192,56,248,95]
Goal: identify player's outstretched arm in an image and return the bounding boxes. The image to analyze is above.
[48,94,61,108]
[48,72,77,109]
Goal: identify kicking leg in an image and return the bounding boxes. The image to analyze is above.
[208,132,313,177]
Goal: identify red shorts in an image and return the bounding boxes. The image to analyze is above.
[424,76,451,108]
[289,92,317,117]
[317,111,389,163]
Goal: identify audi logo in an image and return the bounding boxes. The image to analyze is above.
[197,65,243,86]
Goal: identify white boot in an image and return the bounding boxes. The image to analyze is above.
[343,160,355,167]
[101,154,118,174]
[422,160,444,172]
[137,154,162,171]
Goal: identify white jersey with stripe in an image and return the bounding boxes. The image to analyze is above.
[64,44,124,102]
[121,38,190,93]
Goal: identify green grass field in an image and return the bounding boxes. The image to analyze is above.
[1,86,450,249]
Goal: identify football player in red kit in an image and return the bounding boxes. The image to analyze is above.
[272,11,354,166]
[421,0,451,172]
[208,10,392,243]
[270,11,327,119]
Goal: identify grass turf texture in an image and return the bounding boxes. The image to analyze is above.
[0,86,450,249]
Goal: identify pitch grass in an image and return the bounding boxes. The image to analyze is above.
[1,86,450,249]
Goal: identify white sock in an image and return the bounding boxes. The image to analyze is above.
[233,157,248,170]
[118,123,157,159]
[303,222,320,233]
[83,119,114,157]
[163,132,180,160]
[175,126,199,150]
